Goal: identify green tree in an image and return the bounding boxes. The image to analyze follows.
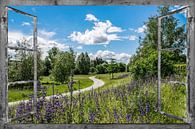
[48,47,60,68]
[43,56,51,76]
[96,64,107,74]
[76,52,90,74]
[107,59,117,79]
[129,6,186,79]
[117,63,126,72]
[8,45,44,82]
[51,49,75,83]
[90,57,106,68]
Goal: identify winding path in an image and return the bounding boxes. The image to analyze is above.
[8,76,105,106]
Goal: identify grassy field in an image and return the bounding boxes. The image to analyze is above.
[9,74,186,124]
[8,75,93,102]
[96,72,131,90]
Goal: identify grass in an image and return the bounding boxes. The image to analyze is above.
[9,75,186,124]
[96,72,131,90]
[161,83,186,118]
[8,89,33,102]
[8,74,93,102]
[41,75,93,94]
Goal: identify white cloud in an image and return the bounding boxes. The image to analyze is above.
[21,22,31,26]
[76,46,83,50]
[89,50,131,64]
[128,35,137,40]
[85,14,98,22]
[8,31,69,59]
[129,25,147,33]
[107,26,124,33]
[135,25,147,33]
[39,30,56,39]
[68,14,123,45]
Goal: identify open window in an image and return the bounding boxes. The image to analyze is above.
[6,6,38,123]
[157,6,192,123]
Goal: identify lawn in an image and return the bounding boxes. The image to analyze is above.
[96,72,131,90]
[8,75,93,102]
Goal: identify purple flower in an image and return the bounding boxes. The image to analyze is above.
[45,102,54,123]
[146,101,150,114]
[126,114,132,122]
[89,111,95,123]
[16,102,25,117]
[113,109,119,123]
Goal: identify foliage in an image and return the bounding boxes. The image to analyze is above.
[48,47,60,68]
[117,63,126,72]
[96,64,107,74]
[8,49,44,83]
[129,6,186,79]
[9,77,186,124]
[90,57,106,68]
[51,49,75,83]
[43,56,51,76]
[76,52,90,75]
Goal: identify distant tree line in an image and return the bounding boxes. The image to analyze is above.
[43,47,128,83]
[8,43,128,84]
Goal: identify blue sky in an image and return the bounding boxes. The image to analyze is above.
[8,5,186,63]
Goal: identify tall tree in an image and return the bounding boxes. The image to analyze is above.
[43,56,51,76]
[48,47,60,68]
[51,49,75,83]
[76,52,90,75]
[129,6,186,79]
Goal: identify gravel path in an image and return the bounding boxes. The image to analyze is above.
[8,76,105,106]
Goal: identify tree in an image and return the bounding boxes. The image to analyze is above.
[107,59,117,79]
[90,67,97,74]
[48,47,60,68]
[129,6,186,79]
[8,46,44,82]
[76,52,90,74]
[51,49,75,83]
[96,64,107,74]
[43,56,51,76]
[117,63,126,72]
[90,57,106,68]
[84,52,90,74]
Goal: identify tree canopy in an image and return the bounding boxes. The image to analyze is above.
[129,6,186,79]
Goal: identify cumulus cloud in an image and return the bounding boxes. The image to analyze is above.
[128,35,137,40]
[21,22,31,26]
[39,30,56,39]
[68,14,123,45]
[107,26,124,33]
[8,30,69,58]
[129,25,147,33]
[89,50,131,64]
[85,14,98,22]
[135,25,147,33]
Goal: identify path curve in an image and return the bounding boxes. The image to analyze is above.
[8,76,105,106]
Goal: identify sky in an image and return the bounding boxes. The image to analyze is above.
[8,5,187,63]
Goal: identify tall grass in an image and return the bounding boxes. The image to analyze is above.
[9,75,186,124]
